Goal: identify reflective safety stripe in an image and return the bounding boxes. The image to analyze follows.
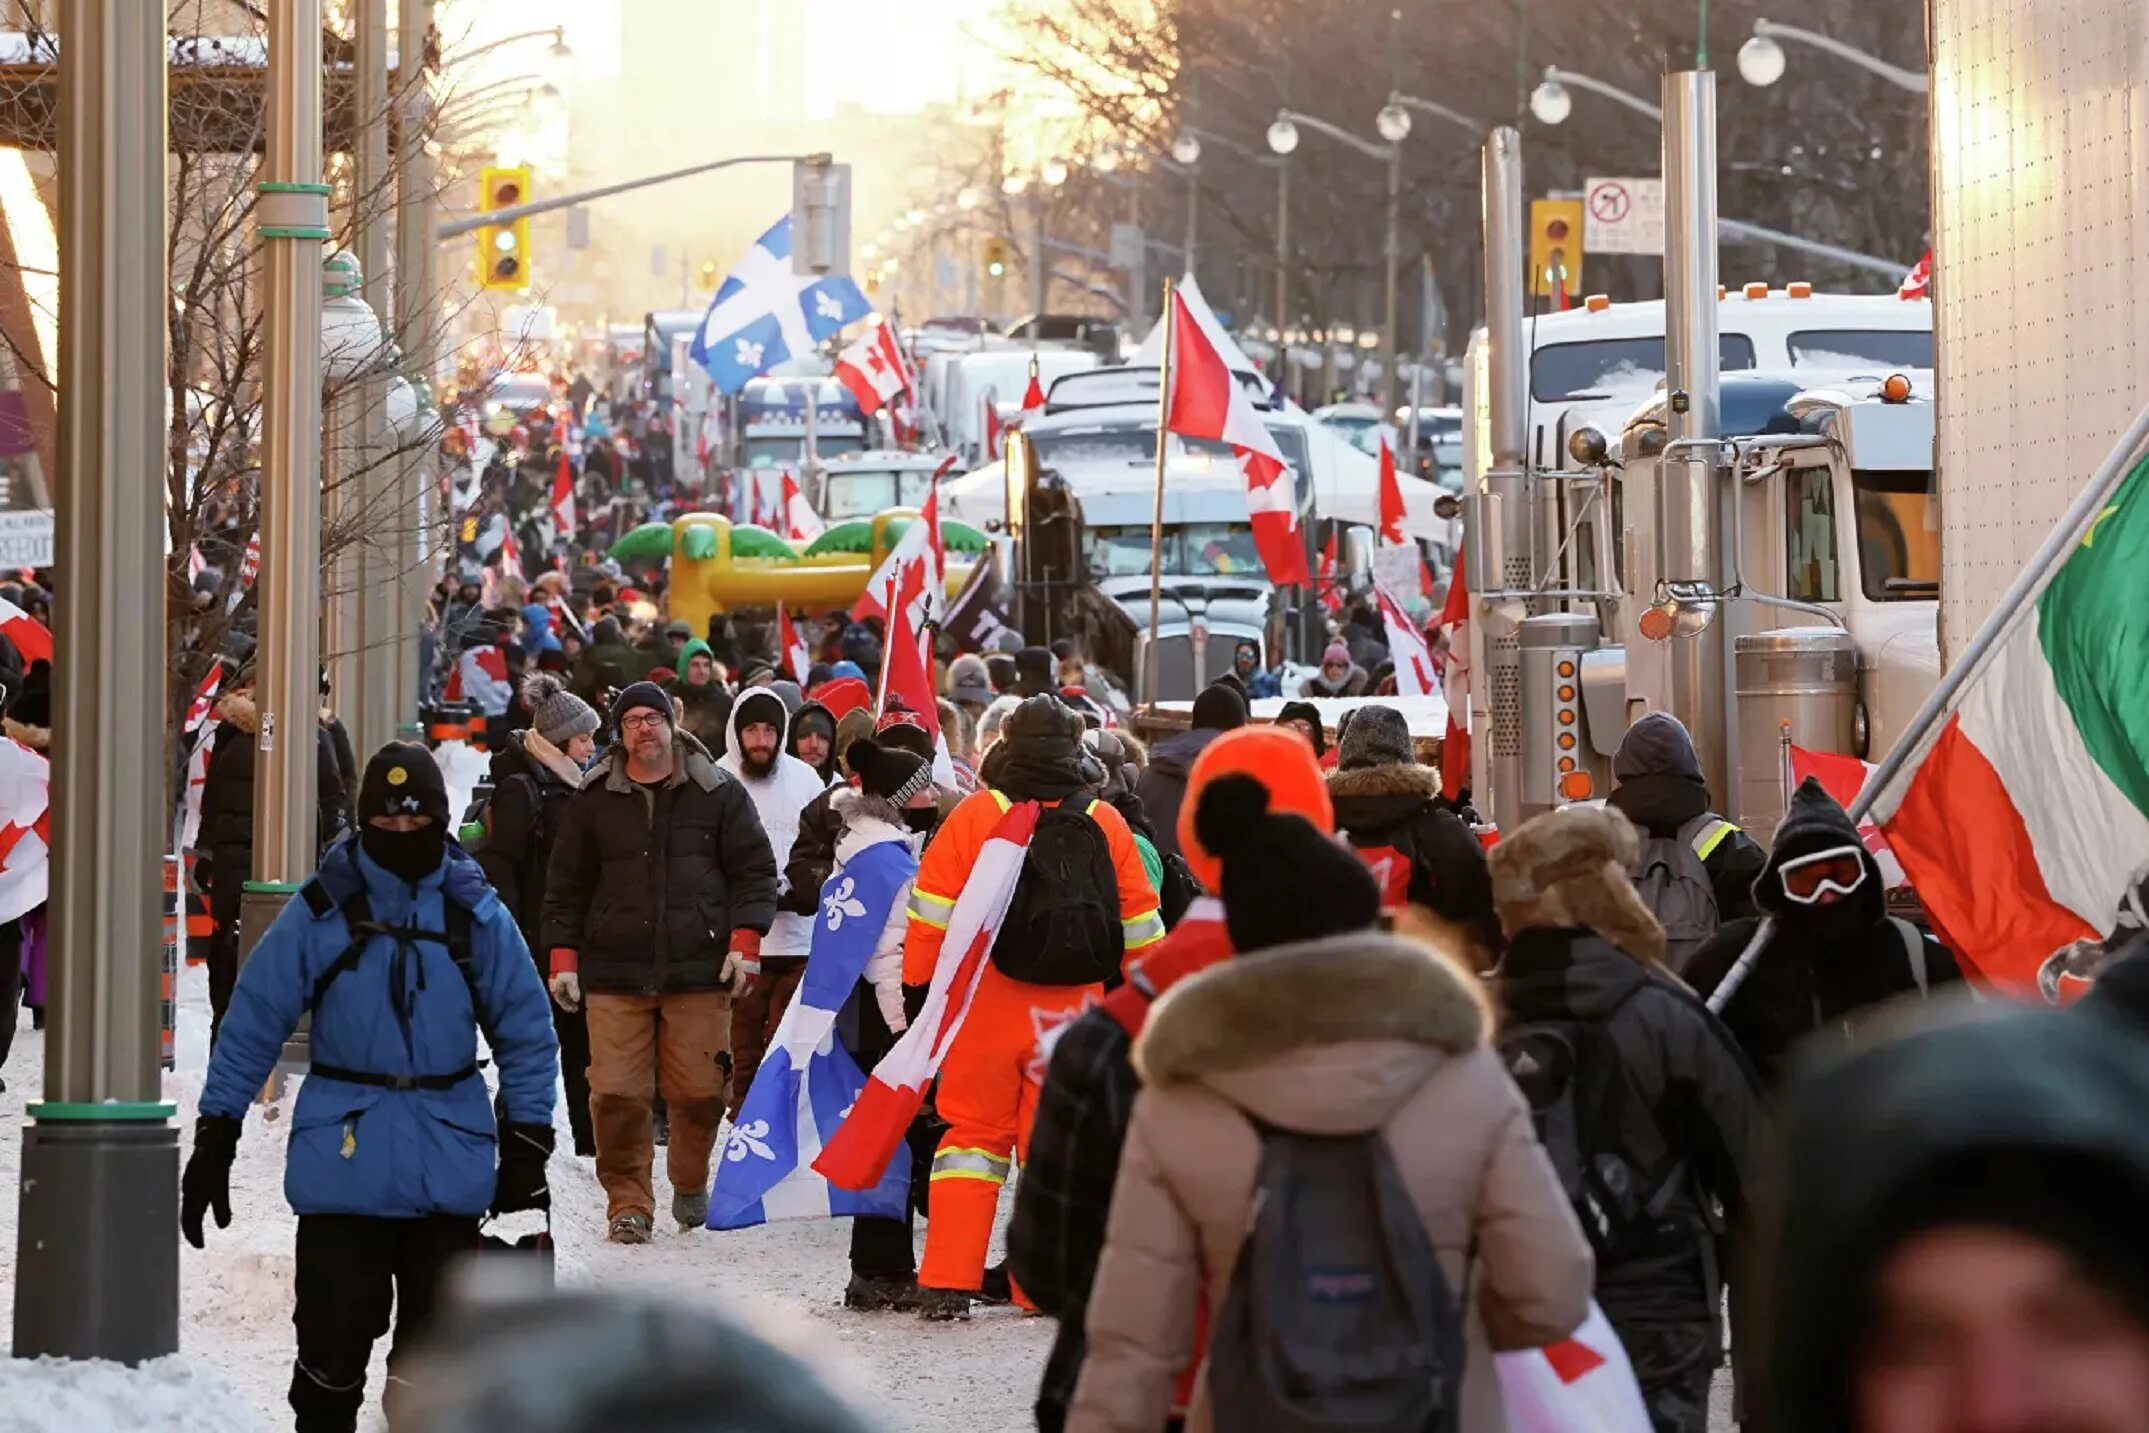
[988,790,1012,812]
[929,1147,1011,1184]
[1123,909,1165,950]
[907,888,957,929]
[1690,818,1739,862]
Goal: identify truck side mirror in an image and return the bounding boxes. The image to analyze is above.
[1432,493,1461,520]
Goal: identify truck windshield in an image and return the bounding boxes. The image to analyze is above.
[1031,424,1313,497]
[1530,335,1758,401]
[1788,330,1935,370]
[743,437,804,468]
[1853,469,1940,601]
[824,468,930,519]
[1087,524,1268,579]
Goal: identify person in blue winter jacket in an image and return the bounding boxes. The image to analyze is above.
[182,741,559,1433]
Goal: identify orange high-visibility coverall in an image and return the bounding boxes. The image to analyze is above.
[904,787,1163,1294]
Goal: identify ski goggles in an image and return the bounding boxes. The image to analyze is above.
[1776,844,1868,905]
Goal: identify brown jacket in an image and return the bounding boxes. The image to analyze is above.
[1066,932,1594,1433]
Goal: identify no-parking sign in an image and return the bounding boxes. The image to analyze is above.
[1584,176,1664,255]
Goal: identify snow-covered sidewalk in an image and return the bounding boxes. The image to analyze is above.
[0,961,1051,1430]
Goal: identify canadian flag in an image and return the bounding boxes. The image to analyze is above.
[1375,580,1439,697]
[777,602,812,684]
[1495,1302,1652,1433]
[833,321,910,418]
[0,732,52,925]
[551,451,577,538]
[1317,530,1344,614]
[1162,289,1309,586]
[0,596,51,665]
[1377,435,1409,546]
[1375,435,1429,603]
[981,390,1005,462]
[1899,249,1933,301]
[1436,552,1472,805]
[183,661,225,735]
[1790,743,1907,888]
[780,468,824,541]
[496,527,525,582]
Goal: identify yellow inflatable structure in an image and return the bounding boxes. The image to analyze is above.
[610,508,986,637]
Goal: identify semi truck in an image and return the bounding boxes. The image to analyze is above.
[1460,78,1942,845]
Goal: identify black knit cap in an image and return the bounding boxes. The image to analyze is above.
[358,741,451,827]
[609,680,673,734]
[1274,699,1327,756]
[843,734,932,806]
[1191,680,1248,734]
[1195,773,1381,951]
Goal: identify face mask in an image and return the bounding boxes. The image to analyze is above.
[361,824,446,882]
[903,807,938,835]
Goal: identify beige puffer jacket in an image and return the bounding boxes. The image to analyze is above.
[1066,932,1594,1433]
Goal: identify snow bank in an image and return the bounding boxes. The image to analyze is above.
[0,1355,268,1433]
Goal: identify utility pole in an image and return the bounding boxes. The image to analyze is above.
[350,0,396,759]
[13,0,176,1361]
[1030,194,1047,320]
[393,0,437,740]
[245,0,328,945]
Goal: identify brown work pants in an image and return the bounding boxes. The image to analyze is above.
[585,990,730,1222]
[726,957,806,1120]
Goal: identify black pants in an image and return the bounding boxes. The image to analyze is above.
[291,1213,479,1433]
[843,976,931,1281]
[555,999,594,1156]
[207,857,245,1050]
[0,918,21,1076]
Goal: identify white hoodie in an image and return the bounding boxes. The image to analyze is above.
[717,689,828,957]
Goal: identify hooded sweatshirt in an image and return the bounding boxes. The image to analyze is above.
[719,688,827,958]
[1683,776,1961,1089]
[1603,712,1766,929]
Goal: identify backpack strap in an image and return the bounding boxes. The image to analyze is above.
[303,881,388,1016]
[1890,916,1929,995]
[1685,815,1739,862]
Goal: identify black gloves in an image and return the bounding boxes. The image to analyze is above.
[491,1122,555,1217]
[180,1114,241,1249]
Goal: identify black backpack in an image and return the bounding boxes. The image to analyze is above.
[1496,985,1687,1258]
[1209,1124,1465,1433]
[990,801,1124,986]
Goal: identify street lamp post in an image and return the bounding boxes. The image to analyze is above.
[350,0,397,760]
[1530,65,1664,125]
[1738,18,1927,94]
[12,0,176,1363]
[392,0,438,743]
[1270,108,1402,412]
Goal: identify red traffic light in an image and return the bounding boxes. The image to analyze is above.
[1545,217,1570,241]
[491,178,522,206]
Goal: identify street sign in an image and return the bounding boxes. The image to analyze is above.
[1584,176,1665,256]
[0,510,53,567]
[791,159,853,276]
[649,245,668,277]
[1109,222,1145,271]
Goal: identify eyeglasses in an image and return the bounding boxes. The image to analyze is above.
[1777,844,1868,905]
[619,712,669,731]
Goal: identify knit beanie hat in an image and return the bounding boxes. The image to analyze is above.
[609,680,674,734]
[358,741,451,827]
[842,734,933,806]
[1488,805,1667,963]
[1323,641,1352,667]
[1190,680,1248,733]
[946,653,994,708]
[1195,774,1381,952]
[1178,725,1336,893]
[1336,702,1414,770]
[1274,699,1327,756]
[522,672,600,748]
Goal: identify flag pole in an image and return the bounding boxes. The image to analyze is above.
[1709,396,2149,1014]
[1146,278,1176,709]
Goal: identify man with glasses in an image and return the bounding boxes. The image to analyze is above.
[1687,777,1960,1089]
[542,680,778,1244]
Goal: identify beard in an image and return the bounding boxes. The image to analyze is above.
[740,746,777,779]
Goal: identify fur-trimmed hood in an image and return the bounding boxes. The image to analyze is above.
[214,689,258,734]
[1134,932,1492,1135]
[1327,759,1439,802]
[4,717,47,751]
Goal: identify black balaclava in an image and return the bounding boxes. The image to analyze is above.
[357,742,452,882]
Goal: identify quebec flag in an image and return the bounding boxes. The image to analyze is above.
[708,836,915,1230]
[690,215,872,396]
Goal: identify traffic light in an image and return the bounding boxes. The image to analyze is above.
[1528,196,1585,303]
[697,259,719,290]
[476,165,532,291]
[982,235,1010,280]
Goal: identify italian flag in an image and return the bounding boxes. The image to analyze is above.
[1869,448,2149,999]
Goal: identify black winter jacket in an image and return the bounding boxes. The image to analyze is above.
[199,691,351,862]
[474,729,585,957]
[540,732,778,994]
[778,782,845,919]
[670,678,732,756]
[1496,927,1764,1366]
[1132,727,1222,862]
[1327,760,1499,952]
[1683,777,1960,1091]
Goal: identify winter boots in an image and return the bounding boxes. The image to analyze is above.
[607,1212,653,1245]
[672,1188,709,1231]
[844,1274,925,1312]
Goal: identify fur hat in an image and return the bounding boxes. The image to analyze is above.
[522,672,599,747]
[1488,805,1667,964]
[946,653,994,709]
[1336,702,1414,770]
[1195,774,1381,952]
[833,706,877,765]
[1178,725,1335,893]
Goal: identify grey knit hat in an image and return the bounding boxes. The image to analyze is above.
[1335,702,1415,771]
[522,672,600,747]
